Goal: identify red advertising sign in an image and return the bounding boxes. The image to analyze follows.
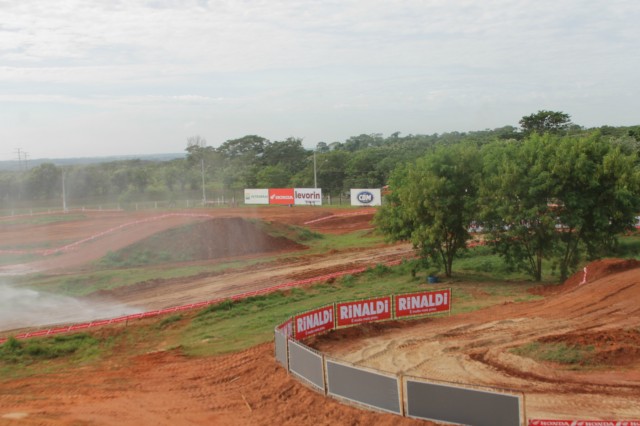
[394,289,451,319]
[269,188,295,205]
[277,318,294,337]
[294,305,334,340]
[336,296,392,327]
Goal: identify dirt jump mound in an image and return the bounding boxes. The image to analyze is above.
[108,217,306,265]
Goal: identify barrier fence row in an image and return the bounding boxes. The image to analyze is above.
[275,289,524,426]
[276,292,640,426]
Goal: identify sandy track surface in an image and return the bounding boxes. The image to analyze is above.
[312,259,640,420]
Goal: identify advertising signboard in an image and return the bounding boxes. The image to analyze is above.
[350,188,382,206]
[244,188,269,205]
[395,289,451,319]
[294,188,323,206]
[269,188,295,205]
[336,296,392,328]
[294,305,335,340]
[277,318,294,337]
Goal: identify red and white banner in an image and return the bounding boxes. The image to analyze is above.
[336,296,392,327]
[269,188,295,205]
[394,289,451,318]
[294,188,322,206]
[529,421,640,426]
[294,305,334,340]
[277,318,294,337]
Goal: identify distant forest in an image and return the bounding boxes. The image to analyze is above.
[1,111,639,211]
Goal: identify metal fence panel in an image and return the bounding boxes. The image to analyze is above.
[326,360,402,415]
[288,340,325,391]
[405,379,521,426]
[274,328,288,368]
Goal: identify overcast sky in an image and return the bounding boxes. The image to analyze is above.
[1,0,639,160]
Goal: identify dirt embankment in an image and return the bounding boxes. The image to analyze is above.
[312,258,640,420]
[4,209,640,422]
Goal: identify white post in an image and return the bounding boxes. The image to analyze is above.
[62,170,68,212]
[313,151,317,189]
[201,159,206,205]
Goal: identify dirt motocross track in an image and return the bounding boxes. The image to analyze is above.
[1,207,640,424]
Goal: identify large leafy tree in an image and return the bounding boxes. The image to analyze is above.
[550,133,640,280]
[519,110,572,136]
[261,137,308,175]
[479,135,559,281]
[375,143,481,277]
[480,132,640,281]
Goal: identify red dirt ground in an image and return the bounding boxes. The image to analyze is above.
[1,209,640,424]
[312,258,640,421]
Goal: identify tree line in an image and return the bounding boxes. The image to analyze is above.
[1,112,639,217]
[375,112,640,282]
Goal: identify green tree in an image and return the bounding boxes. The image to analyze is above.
[519,110,572,136]
[344,147,396,189]
[480,133,640,281]
[375,143,480,277]
[479,135,558,281]
[550,133,640,280]
[26,163,61,199]
[256,164,290,188]
[261,137,308,175]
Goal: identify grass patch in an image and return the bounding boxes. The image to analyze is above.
[615,233,640,258]
[0,253,42,266]
[510,341,595,365]
[179,265,539,357]
[156,314,183,330]
[21,257,282,297]
[305,229,385,253]
[0,213,87,227]
[0,333,103,377]
[251,219,323,243]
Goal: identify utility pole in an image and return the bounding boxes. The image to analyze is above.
[201,158,206,205]
[62,169,68,212]
[15,148,22,170]
[313,150,317,189]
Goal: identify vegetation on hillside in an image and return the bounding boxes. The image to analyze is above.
[376,113,640,282]
[2,112,638,211]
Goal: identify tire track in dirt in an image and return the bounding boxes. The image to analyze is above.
[312,260,640,420]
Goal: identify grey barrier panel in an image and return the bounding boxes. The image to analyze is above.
[326,359,402,415]
[405,379,521,426]
[274,328,288,368]
[288,340,325,391]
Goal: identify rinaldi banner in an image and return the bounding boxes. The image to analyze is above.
[394,289,451,318]
[336,296,392,328]
[294,305,334,340]
[269,188,295,205]
[277,318,294,337]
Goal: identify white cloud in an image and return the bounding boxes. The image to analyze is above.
[0,0,639,159]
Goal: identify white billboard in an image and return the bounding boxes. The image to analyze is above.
[244,188,269,205]
[350,189,382,206]
[294,188,323,206]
